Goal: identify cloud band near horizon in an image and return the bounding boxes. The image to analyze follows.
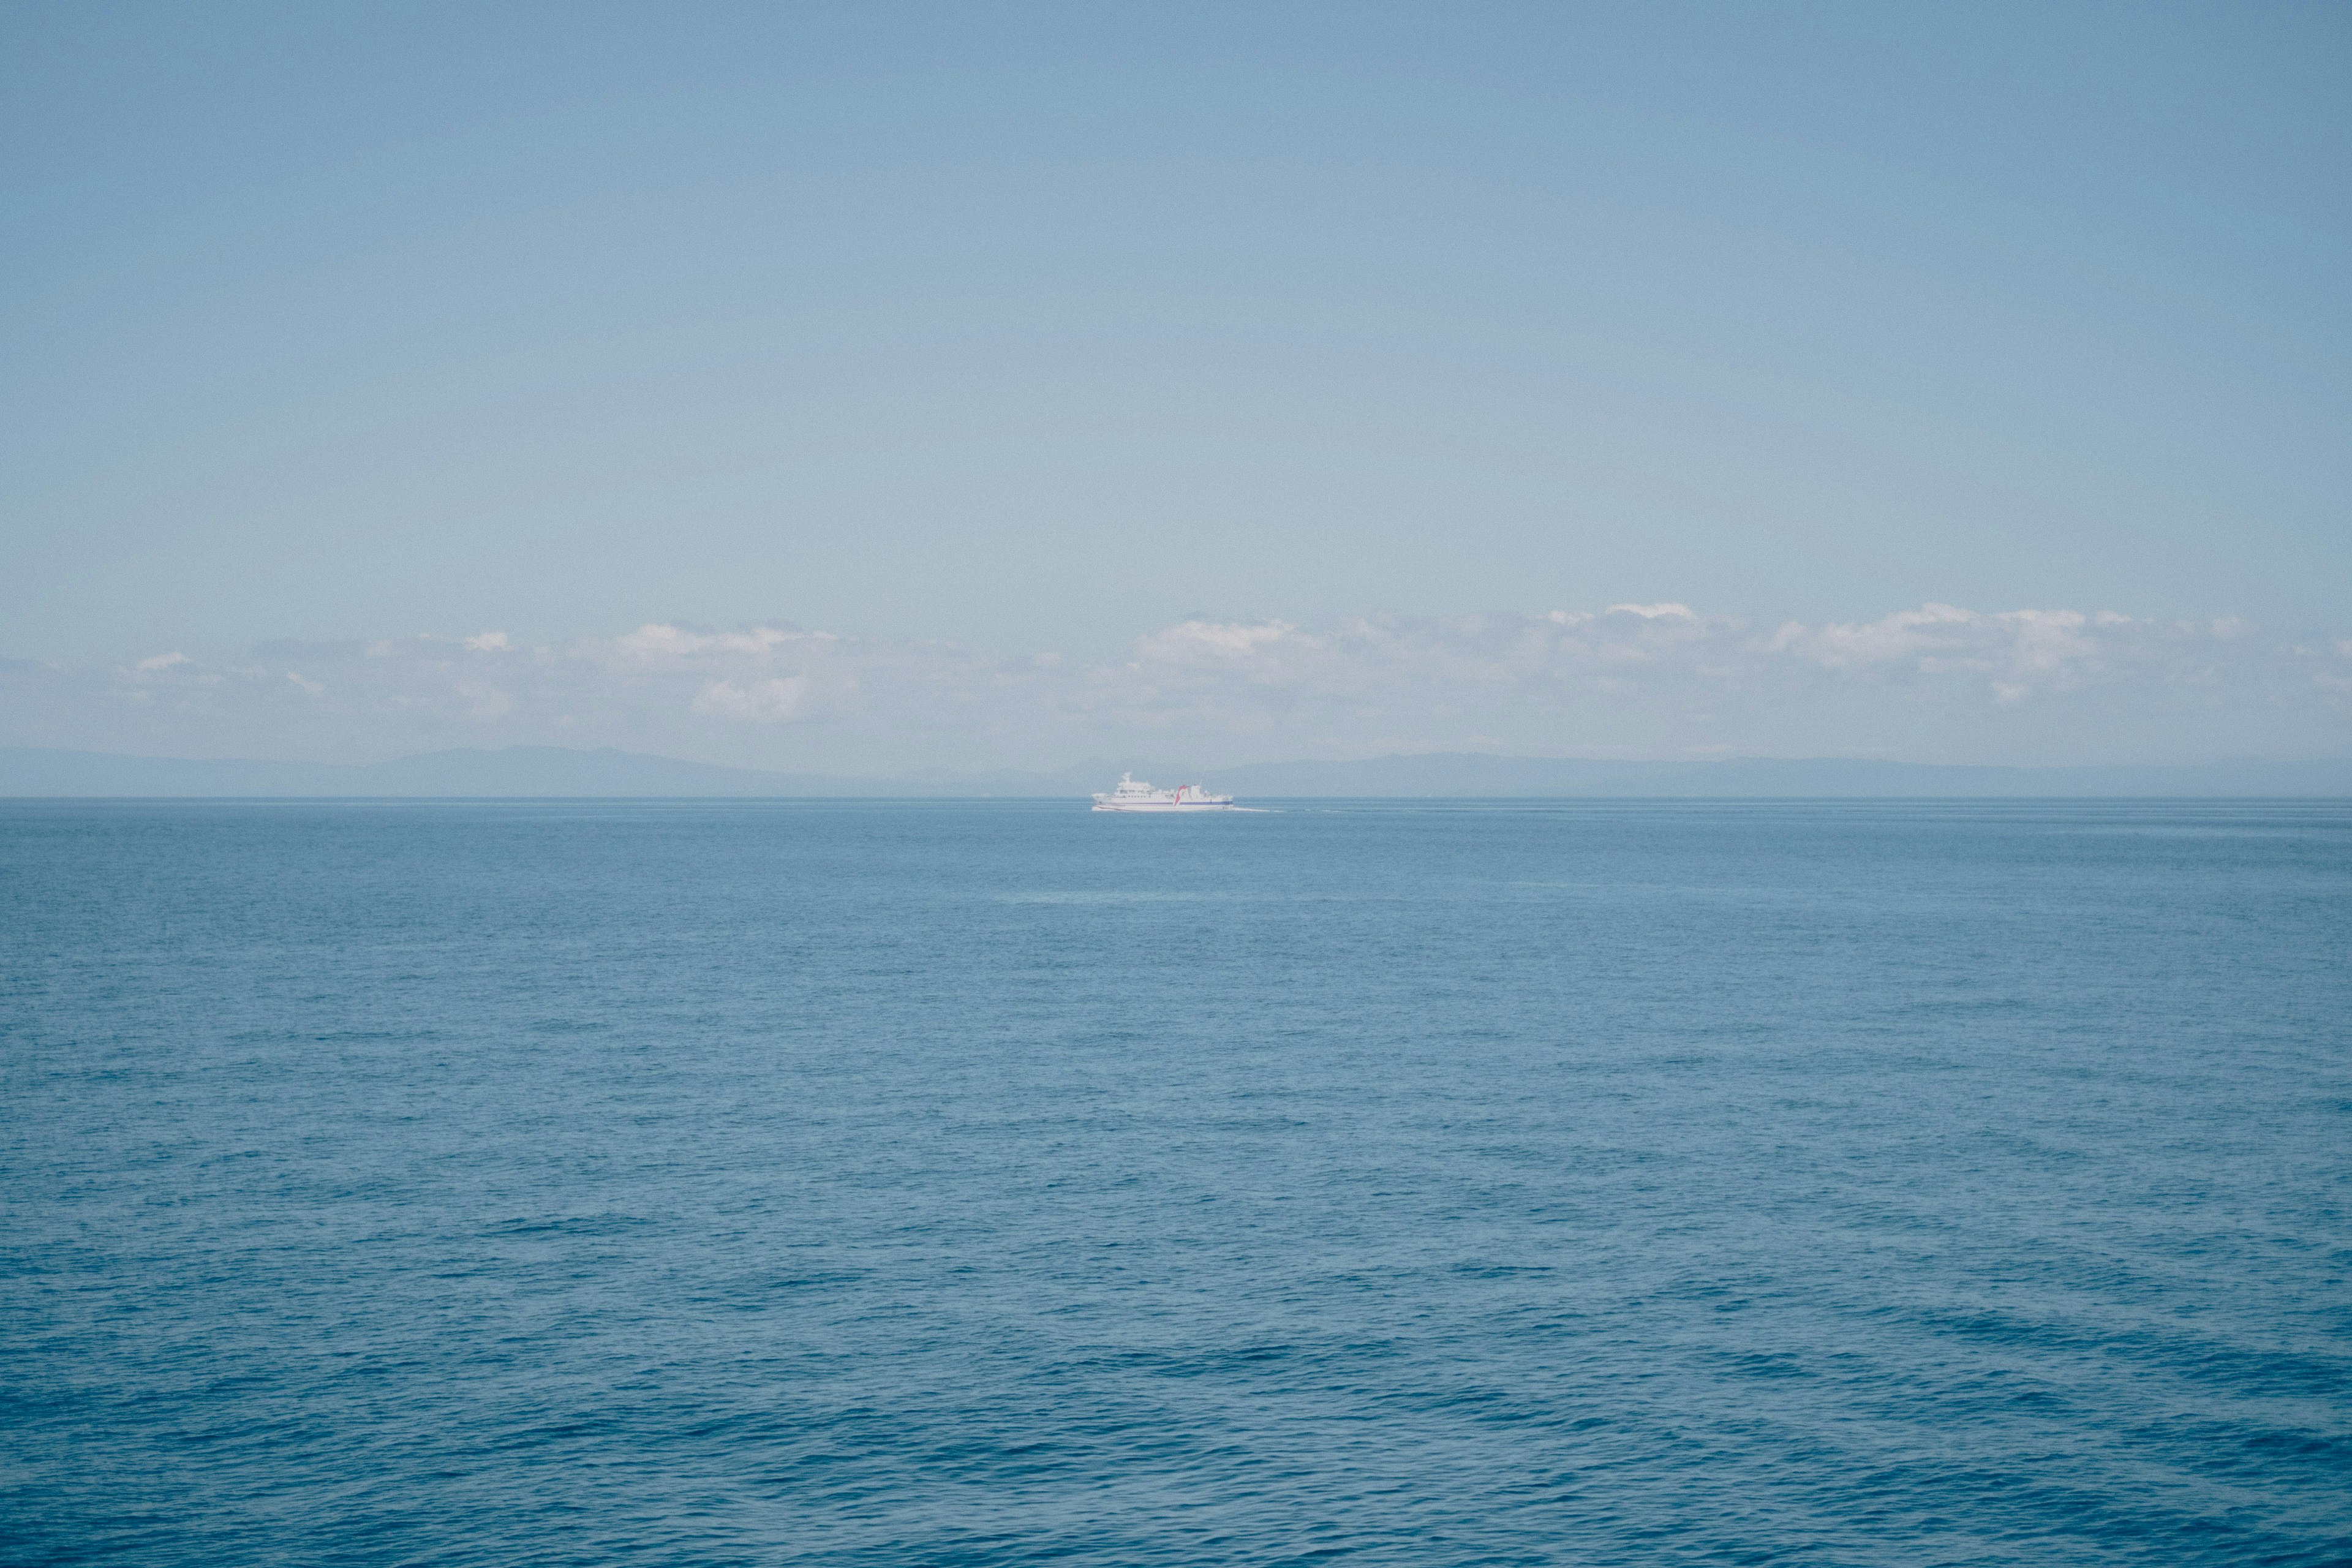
[6,603,2348,772]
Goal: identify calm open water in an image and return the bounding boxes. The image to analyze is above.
[3,799,2348,1566]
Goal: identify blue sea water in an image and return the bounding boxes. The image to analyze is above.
[2,798,2348,1566]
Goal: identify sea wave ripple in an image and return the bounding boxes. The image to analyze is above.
[2,799,2348,1565]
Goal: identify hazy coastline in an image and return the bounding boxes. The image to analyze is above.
[6,743,2350,799]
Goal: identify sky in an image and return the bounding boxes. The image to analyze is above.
[4,1,2348,769]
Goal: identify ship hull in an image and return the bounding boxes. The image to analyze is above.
[1091,801,1236,812]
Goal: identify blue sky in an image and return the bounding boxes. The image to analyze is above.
[3,2,2346,766]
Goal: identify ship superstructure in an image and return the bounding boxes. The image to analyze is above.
[1090,773,1237,812]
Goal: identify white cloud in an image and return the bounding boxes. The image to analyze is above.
[608,622,831,668]
[7,604,2348,769]
[454,679,511,720]
[691,677,810,722]
[1786,602,1980,668]
[1774,603,2133,688]
[1131,619,1305,663]
[1064,605,2352,761]
[462,631,510,652]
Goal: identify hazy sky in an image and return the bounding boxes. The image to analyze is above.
[4,2,2347,767]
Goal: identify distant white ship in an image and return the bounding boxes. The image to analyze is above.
[1091,773,1238,812]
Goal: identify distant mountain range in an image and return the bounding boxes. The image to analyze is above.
[5,744,2350,797]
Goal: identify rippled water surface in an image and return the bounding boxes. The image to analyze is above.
[4,799,2349,1565]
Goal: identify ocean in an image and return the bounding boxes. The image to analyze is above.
[3,799,2348,1566]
